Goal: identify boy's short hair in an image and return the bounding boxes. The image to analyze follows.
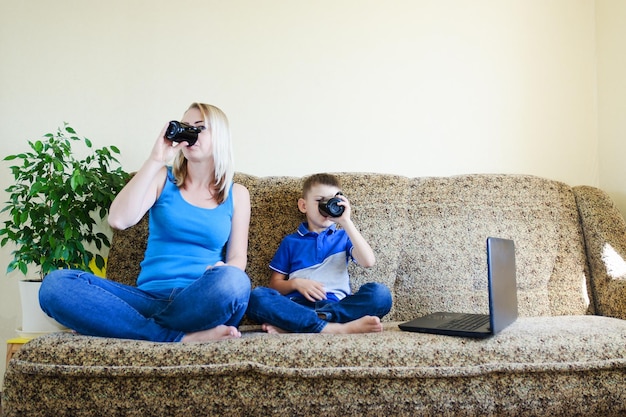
[302,173,341,197]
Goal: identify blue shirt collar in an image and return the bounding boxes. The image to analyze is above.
[297,222,337,237]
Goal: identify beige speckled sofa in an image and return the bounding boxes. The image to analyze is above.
[3,173,626,416]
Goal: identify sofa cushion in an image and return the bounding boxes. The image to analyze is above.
[4,315,625,416]
[394,174,591,320]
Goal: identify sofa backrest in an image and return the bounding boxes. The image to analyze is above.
[107,173,592,321]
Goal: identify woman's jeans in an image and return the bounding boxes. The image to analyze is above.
[246,282,392,333]
[39,266,251,342]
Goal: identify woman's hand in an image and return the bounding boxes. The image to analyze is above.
[108,124,176,230]
[150,123,182,164]
[206,261,226,269]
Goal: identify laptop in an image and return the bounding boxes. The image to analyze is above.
[399,237,518,338]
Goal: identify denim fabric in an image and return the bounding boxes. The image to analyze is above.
[39,266,251,342]
[246,282,392,333]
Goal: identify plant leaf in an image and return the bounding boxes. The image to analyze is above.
[2,123,129,279]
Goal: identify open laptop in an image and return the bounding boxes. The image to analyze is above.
[399,237,518,338]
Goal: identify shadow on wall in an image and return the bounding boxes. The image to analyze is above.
[608,191,626,221]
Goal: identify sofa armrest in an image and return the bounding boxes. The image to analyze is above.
[574,186,626,319]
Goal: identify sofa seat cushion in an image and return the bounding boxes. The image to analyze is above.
[4,315,625,416]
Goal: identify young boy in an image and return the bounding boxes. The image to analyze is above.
[247,173,392,334]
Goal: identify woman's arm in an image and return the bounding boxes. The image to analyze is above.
[108,125,180,230]
[223,183,251,271]
[108,162,167,230]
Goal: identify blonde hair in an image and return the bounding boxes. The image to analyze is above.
[172,103,234,204]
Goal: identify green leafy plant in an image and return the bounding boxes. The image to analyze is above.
[0,123,130,279]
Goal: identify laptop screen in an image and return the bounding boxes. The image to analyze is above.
[487,237,518,333]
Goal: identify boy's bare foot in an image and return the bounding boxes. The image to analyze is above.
[321,315,383,334]
[262,323,288,334]
[180,325,241,342]
[261,316,383,335]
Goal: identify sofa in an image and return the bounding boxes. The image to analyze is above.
[3,172,626,416]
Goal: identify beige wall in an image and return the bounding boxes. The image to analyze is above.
[0,0,622,388]
[597,0,626,216]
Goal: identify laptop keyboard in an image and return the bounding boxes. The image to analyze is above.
[439,314,489,331]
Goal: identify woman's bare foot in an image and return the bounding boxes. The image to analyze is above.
[262,323,288,334]
[321,315,383,334]
[180,325,241,342]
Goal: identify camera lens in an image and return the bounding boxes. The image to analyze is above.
[165,121,181,139]
[318,193,345,217]
[164,120,199,146]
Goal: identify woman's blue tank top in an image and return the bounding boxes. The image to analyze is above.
[136,168,234,293]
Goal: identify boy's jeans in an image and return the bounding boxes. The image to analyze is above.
[39,266,251,342]
[247,282,392,333]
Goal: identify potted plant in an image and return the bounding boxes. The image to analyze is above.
[0,123,129,334]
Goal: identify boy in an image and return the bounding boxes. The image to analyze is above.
[247,173,392,334]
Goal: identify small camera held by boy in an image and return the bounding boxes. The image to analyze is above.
[318,192,345,217]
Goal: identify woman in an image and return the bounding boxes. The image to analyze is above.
[39,103,251,342]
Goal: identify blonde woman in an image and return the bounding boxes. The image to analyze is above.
[40,103,251,342]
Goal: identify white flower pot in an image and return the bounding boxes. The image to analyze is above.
[18,280,67,336]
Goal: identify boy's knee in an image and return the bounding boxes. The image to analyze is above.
[249,286,276,300]
[248,287,280,308]
[362,282,393,315]
[363,282,391,298]
[246,287,277,323]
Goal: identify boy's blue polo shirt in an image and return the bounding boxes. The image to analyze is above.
[269,222,354,300]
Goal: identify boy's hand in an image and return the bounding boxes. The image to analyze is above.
[331,193,351,226]
[293,278,327,302]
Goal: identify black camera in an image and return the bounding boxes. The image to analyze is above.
[165,121,200,146]
[318,192,345,217]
